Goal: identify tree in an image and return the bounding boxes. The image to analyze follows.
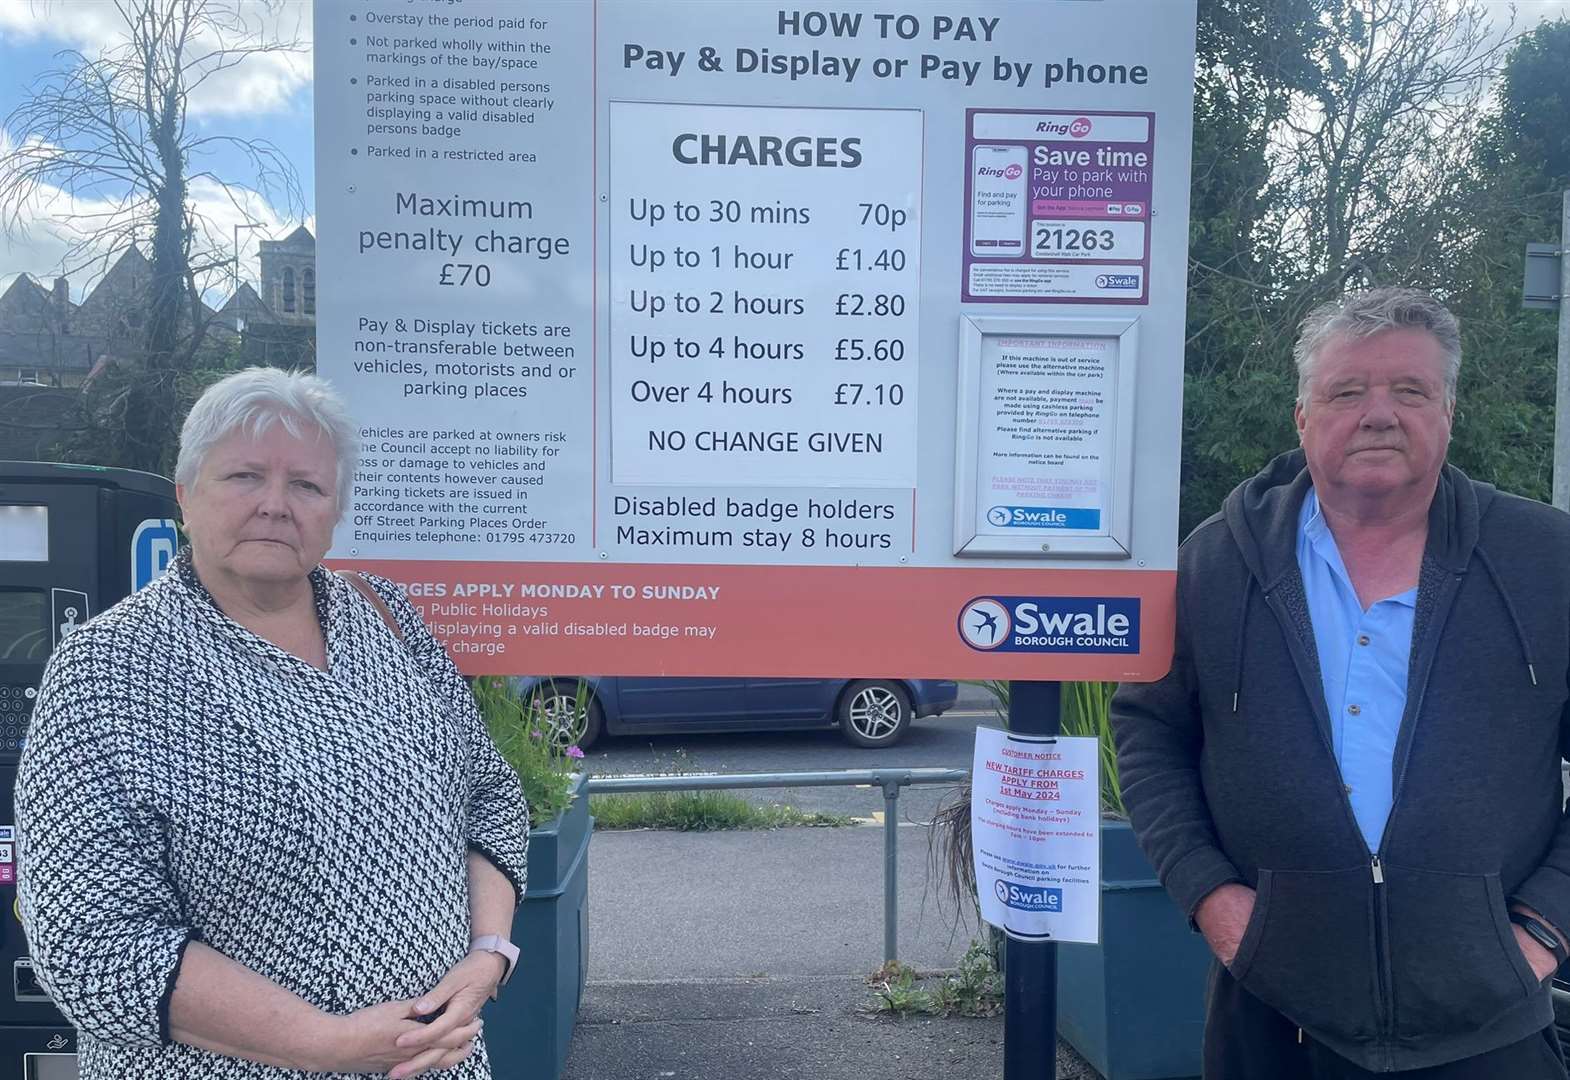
[1435,19,1570,502]
[1177,0,1533,532]
[1181,0,1327,531]
[0,0,302,474]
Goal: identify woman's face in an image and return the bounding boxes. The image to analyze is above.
[177,421,340,589]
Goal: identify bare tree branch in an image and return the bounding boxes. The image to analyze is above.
[0,0,303,473]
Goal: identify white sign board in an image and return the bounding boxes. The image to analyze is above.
[972,726,1101,943]
[314,0,1197,680]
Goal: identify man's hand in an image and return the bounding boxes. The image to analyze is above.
[389,951,507,1079]
[301,999,479,1077]
[1512,925,1560,983]
[1194,883,1257,969]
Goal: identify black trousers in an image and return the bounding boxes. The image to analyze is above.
[1204,962,1568,1080]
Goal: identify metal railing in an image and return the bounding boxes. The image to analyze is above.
[585,767,969,965]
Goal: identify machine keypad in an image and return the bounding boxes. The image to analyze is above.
[0,687,35,753]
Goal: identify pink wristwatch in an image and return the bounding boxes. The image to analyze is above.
[470,934,520,991]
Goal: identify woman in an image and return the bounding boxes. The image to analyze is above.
[17,367,528,1078]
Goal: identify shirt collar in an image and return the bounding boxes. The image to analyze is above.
[1299,488,1418,609]
[173,546,340,669]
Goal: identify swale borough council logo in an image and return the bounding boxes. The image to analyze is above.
[959,598,1011,650]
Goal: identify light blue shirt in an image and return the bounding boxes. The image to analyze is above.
[1296,489,1417,852]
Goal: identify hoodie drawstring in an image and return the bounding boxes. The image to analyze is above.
[1474,547,1538,687]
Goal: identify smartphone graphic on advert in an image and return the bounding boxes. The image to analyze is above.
[970,144,1028,258]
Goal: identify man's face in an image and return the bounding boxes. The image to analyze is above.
[1294,328,1454,507]
[177,421,340,588]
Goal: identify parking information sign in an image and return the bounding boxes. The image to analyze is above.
[314,0,1198,679]
[972,727,1101,943]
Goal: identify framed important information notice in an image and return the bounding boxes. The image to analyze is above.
[954,318,1138,559]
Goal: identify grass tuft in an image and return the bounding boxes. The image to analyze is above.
[590,790,852,831]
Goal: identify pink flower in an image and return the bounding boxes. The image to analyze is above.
[566,746,585,759]
[529,729,543,739]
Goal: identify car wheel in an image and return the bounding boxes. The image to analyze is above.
[838,680,912,748]
[527,680,604,750]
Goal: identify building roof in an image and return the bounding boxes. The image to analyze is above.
[0,227,312,375]
[0,274,66,326]
[218,281,277,322]
[0,331,102,372]
[263,224,315,251]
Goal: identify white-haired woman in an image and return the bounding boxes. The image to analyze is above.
[16,367,527,1079]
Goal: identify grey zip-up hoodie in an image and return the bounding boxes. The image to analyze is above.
[1113,450,1570,1071]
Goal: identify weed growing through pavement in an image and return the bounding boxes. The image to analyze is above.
[863,938,1003,1019]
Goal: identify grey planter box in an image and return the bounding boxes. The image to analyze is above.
[484,775,593,1080]
[1056,818,1209,1080]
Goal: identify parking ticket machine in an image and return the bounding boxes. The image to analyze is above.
[0,462,180,1078]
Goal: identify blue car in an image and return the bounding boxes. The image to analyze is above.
[508,676,960,750]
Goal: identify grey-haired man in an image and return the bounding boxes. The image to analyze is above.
[1114,287,1570,1078]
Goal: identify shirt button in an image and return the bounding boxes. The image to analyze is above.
[1348,704,1362,716]
[1357,634,1371,646]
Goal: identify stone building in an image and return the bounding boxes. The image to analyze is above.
[0,226,316,385]
[258,225,317,324]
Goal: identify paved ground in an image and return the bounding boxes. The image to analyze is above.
[560,823,1100,1080]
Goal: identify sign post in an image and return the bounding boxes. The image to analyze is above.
[1003,680,1063,1080]
[1526,194,1570,510]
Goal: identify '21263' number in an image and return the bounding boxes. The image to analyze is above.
[1033,227,1115,253]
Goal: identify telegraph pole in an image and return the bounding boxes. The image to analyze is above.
[1526,191,1570,510]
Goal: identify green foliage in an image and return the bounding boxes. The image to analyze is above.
[1175,4,1566,531]
[864,938,1003,1019]
[1482,19,1570,186]
[590,790,849,831]
[1436,18,1568,504]
[471,675,582,826]
[50,342,274,478]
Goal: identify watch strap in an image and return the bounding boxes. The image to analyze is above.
[1509,911,1568,964]
[470,934,520,991]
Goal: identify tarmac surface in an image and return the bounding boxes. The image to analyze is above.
[559,824,1100,1079]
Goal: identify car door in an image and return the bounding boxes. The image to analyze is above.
[613,676,749,727]
[743,677,839,725]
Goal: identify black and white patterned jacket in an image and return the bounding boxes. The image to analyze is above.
[16,549,529,1078]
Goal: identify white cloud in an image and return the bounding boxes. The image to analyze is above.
[1515,0,1570,21]
[0,0,313,118]
[0,130,308,305]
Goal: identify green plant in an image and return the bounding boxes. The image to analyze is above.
[472,675,584,825]
[590,790,850,831]
[961,680,1123,814]
[863,939,1003,1019]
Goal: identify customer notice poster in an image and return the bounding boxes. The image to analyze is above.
[972,726,1101,943]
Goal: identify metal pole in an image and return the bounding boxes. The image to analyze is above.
[882,779,901,965]
[1005,680,1063,1080]
[1557,190,1570,513]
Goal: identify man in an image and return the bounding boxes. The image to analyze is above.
[1113,287,1570,1078]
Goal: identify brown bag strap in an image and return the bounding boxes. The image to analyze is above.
[337,569,404,642]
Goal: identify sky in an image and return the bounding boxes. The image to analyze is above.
[0,0,1567,302]
[0,0,315,301]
